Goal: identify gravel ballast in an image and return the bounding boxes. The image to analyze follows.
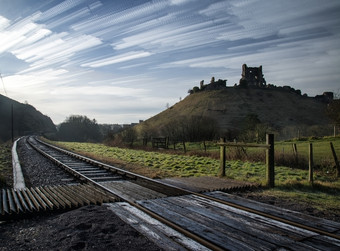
[16,138,78,187]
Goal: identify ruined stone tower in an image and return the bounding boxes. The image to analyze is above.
[240,64,266,87]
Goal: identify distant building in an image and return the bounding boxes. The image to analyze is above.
[239,64,266,87]
[198,78,227,91]
[315,92,334,103]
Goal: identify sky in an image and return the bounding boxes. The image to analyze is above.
[0,0,340,125]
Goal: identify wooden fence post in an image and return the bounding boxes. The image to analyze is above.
[266,134,275,187]
[182,141,186,153]
[219,137,226,177]
[309,143,313,184]
[330,142,340,178]
[334,125,336,138]
[292,143,298,164]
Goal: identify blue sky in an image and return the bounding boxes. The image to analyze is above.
[0,0,339,124]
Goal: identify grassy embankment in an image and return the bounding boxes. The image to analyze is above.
[0,142,12,188]
[51,137,340,214]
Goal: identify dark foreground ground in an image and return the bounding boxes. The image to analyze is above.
[0,205,162,251]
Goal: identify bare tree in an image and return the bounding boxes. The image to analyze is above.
[121,127,137,147]
[161,115,219,152]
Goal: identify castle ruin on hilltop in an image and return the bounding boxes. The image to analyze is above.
[239,64,266,87]
[199,77,227,91]
[189,64,266,93]
[188,64,333,103]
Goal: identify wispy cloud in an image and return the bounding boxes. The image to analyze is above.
[0,14,100,76]
[46,7,91,29]
[0,16,10,30]
[71,1,168,34]
[112,20,227,53]
[38,0,84,22]
[169,0,195,5]
[81,50,152,68]
[0,13,42,53]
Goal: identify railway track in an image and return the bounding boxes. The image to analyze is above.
[3,136,340,250]
[27,137,189,200]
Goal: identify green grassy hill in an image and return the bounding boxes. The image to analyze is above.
[0,94,56,142]
[139,87,331,138]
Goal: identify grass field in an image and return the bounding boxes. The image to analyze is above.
[52,139,339,185]
[157,136,340,163]
[276,136,340,163]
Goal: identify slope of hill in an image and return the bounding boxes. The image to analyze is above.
[141,87,331,138]
[0,94,56,142]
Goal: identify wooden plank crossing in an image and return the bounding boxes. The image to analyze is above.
[206,191,340,234]
[136,193,340,250]
[159,176,257,193]
[101,181,167,201]
[108,202,209,251]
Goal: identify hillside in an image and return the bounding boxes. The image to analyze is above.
[0,94,56,142]
[140,87,331,139]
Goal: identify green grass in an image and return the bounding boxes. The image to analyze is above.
[150,136,340,168]
[54,141,221,178]
[276,136,340,164]
[51,140,340,186]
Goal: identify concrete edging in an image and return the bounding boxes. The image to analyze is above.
[12,137,25,189]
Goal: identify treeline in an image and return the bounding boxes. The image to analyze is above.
[100,115,221,149]
[107,113,272,149]
[55,114,221,147]
[137,115,220,150]
[55,115,124,142]
[57,115,102,142]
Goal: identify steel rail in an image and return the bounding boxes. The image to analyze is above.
[27,138,123,203]
[33,137,190,197]
[30,137,340,246]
